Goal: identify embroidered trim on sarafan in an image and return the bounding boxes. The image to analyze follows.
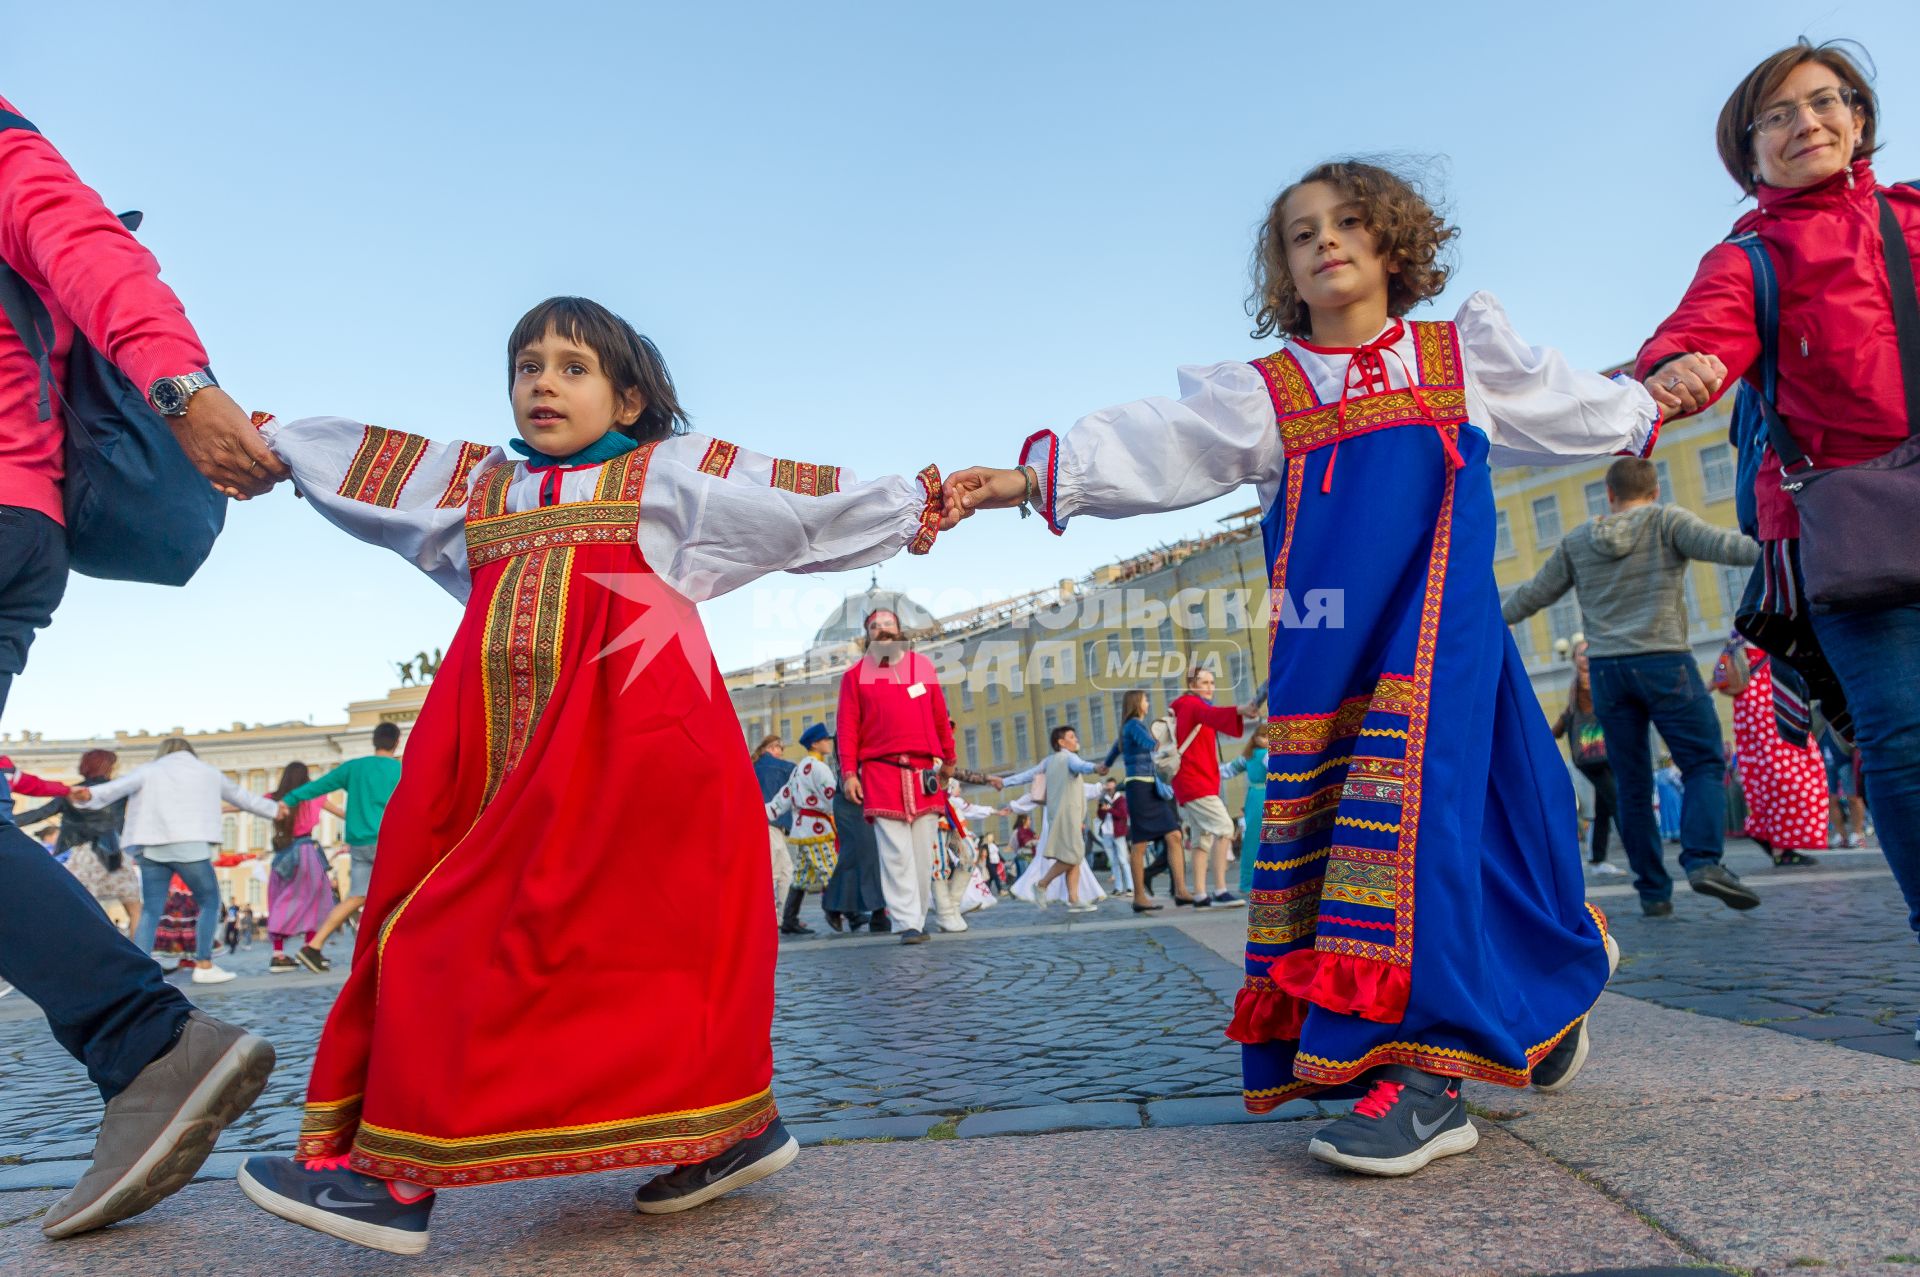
[478,546,573,808]
[770,457,842,497]
[436,442,493,508]
[1412,319,1462,387]
[468,463,516,520]
[1250,324,1469,457]
[337,426,429,507]
[593,443,657,502]
[297,1093,365,1155]
[303,1088,778,1185]
[698,438,739,478]
[466,501,639,570]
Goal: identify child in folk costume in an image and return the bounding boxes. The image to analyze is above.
[767,724,842,929]
[948,161,1652,1177]
[237,297,945,1254]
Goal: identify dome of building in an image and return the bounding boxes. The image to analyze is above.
[810,584,937,650]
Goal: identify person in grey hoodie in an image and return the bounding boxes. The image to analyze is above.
[1503,457,1761,917]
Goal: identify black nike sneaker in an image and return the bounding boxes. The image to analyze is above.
[1306,1066,1477,1177]
[237,1155,434,1255]
[633,1118,798,1214]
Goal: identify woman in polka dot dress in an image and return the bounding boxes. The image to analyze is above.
[1719,636,1827,864]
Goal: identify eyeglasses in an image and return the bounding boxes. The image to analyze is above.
[1749,86,1857,136]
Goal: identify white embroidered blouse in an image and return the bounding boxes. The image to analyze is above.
[1018,292,1660,532]
[260,419,940,603]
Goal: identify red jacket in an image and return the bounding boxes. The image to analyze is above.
[0,756,69,797]
[1636,161,1920,540]
[1169,693,1245,805]
[0,93,209,524]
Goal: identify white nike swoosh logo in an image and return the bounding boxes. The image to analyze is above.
[313,1188,377,1210]
[1410,1107,1453,1141]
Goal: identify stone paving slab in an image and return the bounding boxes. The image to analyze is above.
[0,1122,1692,1277]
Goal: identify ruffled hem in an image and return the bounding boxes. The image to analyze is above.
[1268,947,1411,1025]
[1225,984,1308,1044]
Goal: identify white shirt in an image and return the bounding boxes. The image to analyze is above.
[77,751,279,849]
[1019,292,1660,528]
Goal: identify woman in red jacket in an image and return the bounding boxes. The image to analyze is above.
[1636,39,1920,1043]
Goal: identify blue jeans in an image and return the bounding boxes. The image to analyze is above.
[134,854,222,963]
[1812,603,1920,943]
[1589,653,1728,903]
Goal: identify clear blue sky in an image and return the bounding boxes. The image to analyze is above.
[5,0,1916,740]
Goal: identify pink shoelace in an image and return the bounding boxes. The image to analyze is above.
[1353,1078,1406,1119]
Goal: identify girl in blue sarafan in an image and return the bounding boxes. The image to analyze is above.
[947,159,1654,1177]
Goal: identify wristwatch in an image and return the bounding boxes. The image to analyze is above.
[147,368,219,417]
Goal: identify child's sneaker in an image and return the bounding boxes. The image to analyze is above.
[293,945,331,974]
[633,1118,798,1215]
[237,1155,433,1255]
[1306,1066,1477,1176]
[1533,930,1621,1093]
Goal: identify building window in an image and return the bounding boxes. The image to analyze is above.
[1700,443,1735,502]
[1131,626,1146,653]
[1532,495,1562,546]
[960,680,973,712]
[986,681,999,706]
[780,718,791,741]
[963,726,979,765]
[1228,650,1248,700]
[1683,570,1702,632]
[1494,509,1514,559]
[1088,696,1106,746]
[1013,715,1030,762]
[1081,639,1097,685]
[1548,596,1578,646]
[1719,562,1751,619]
[1655,459,1674,504]
[990,721,1005,764]
[1113,691,1129,730]
[1584,480,1608,519]
[1158,619,1174,650]
[1045,704,1059,734]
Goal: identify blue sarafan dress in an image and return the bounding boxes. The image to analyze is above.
[1016,292,1662,1104]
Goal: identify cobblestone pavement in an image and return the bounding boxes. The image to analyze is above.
[1,838,1911,1192]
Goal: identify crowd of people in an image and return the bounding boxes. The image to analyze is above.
[0,33,1915,1260]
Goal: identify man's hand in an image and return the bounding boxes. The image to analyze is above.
[943,467,1030,523]
[990,776,1004,790]
[939,761,955,784]
[277,802,293,818]
[1643,352,1727,419]
[173,387,289,499]
[843,773,864,805]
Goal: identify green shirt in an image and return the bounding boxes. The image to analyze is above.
[283,754,401,848]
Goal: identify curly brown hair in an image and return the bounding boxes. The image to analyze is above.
[1248,160,1457,341]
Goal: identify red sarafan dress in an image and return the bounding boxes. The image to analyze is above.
[261,416,940,1186]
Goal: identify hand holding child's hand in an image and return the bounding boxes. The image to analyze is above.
[1643,352,1727,418]
[943,467,1031,522]
[70,787,92,804]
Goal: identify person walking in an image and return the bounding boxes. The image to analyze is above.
[1221,733,1269,896]
[262,763,335,972]
[0,93,282,1241]
[836,608,955,945]
[1168,667,1259,907]
[767,725,842,936]
[1005,726,1106,912]
[1636,38,1920,1038]
[822,763,888,933]
[274,720,403,971]
[1551,642,1625,876]
[1716,634,1827,865]
[1654,756,1684,843]
[1095,781,1132,897]
[15,749,141,932]
[73,739,280,983]
[1503,457,1761,916]
[1102,690,1184,909]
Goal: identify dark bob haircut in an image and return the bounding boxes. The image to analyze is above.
[507,296,690,443]
[1715,39,1879,196]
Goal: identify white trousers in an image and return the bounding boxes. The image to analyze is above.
[873,813,937,934]
[769,827,793,924]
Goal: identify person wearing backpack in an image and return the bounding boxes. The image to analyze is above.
[0,93,282,1241]
[1634,39,1920,1044]
[1550,642,1625,877]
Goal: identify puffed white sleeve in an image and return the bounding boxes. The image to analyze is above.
[259,415,502,602]
[636,434,943,602]
[1016,361,1281,534]
[1456,292,1663,469]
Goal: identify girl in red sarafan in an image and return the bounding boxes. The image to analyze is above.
[236,296,945,1255]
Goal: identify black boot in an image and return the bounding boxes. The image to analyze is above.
[870,908,892,934]
[779,888,814,935]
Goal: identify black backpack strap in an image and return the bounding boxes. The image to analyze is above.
[0,109,54,420]
[1877,190,1920,440]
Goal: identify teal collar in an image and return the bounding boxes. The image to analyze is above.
[510,431,638,469]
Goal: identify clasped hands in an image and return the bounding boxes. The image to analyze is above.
[1640,352,1728,418]
[173,387,288,500]
[937,465,1032,530]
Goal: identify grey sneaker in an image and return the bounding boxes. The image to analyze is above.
[1687,863,1761,910]
[1306,1066,1477,1176]
[1641,899,1673,917]
[42,1010,275,1239]
[634,1119,797,1215]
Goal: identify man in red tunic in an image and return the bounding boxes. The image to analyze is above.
[1170,666,1258,907]
[837,609,955,944]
